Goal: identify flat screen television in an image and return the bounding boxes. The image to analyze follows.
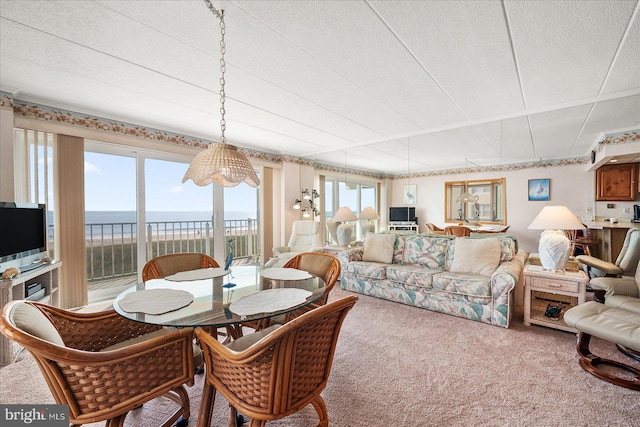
[389,207,416,223]
[0,202,48,270]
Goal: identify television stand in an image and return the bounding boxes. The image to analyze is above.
[0,261,61,365]
[388,223,419,233]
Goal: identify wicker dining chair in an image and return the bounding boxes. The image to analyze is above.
[244,252,342,333]
[143,252,225,347]
[195,295,358,427]
[444,225,472,237]
[142,252,220,282]
[0,300,194,427]
[425,223,446,234]
[283,252,341,306]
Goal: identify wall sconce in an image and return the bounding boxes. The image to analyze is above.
[294,189,320,217]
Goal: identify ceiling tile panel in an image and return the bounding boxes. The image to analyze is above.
[233,1,466,129]
[506,0,637,108]
[573,95,640,154]
[601,14,640,94]
[528,105,593,159]
[371,0,526,120]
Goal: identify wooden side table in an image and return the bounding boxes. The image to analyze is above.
[523,260,588,333]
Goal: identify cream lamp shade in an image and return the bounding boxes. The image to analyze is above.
[359,207,379,237]
[332,207,357,246]
[528,206,585,271]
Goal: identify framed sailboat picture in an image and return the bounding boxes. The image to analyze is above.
[528,179,550,201]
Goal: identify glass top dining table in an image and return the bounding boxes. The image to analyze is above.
[112,265,326,329]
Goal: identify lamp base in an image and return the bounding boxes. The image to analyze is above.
[361,221,375,237]
[538,229,570,272]
[336,223,352,247]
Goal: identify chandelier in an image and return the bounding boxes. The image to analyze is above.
[182,0,260,188]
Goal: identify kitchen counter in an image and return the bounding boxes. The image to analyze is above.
[582,220,636,230]
[582,221,639,262]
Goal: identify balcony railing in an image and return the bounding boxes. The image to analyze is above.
[84,219,260,282]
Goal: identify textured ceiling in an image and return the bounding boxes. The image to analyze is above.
[1,0,639,175]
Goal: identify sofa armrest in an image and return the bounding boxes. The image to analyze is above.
[490,251,527,326]
[491,252,525,294]
[341,246,364,262]
[272,246,290,256]
[590,276,639,298]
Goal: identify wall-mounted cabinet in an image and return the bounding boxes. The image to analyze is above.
[596,163,638,201]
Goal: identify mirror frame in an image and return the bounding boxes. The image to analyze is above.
[444,178,507,225]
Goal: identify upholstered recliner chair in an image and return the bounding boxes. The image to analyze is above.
[576,227,640,279]
[590,258,640,315]
[265,221,323,268]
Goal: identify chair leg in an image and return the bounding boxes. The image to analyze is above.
[575,332,640,390]
[228,405,238,427]
[197,382,217,427]
[311,395,329,427]
[160,386,191,427]
[105,414,127,427]
[617,344,640,362]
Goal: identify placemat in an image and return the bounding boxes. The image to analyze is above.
[118,289,194,314]
[164,267,229,282]
[229,288,313,316]
[261,267,312,280]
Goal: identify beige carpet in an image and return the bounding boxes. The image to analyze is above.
[1,287,639,426]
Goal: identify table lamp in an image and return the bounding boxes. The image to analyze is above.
[528,205,585,272]
[359,206,379,237]
[332,207,357,247]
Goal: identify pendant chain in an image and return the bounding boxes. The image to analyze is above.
[204,0,226,143]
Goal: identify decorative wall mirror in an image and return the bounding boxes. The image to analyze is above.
[444,178,506,225]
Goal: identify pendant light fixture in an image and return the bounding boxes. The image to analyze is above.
[456,158,477,204]
[182,0,260,188]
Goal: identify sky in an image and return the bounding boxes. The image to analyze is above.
[83,152,258,216]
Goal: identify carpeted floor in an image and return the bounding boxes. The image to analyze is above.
[1,287,639,426]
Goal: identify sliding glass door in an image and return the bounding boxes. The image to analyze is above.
[84,143,217,302]
[84,149,138,302]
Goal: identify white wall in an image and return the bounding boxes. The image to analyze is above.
[386,163,631,254]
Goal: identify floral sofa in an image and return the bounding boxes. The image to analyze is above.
[338,232,527,328]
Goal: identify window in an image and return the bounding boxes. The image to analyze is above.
[445,178,506,224]
[14,129,55,256]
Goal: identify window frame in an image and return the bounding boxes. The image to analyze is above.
[444,178,506,225]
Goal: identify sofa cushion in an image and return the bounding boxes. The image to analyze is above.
[386,265,440,289]
[449,237,501,276]
[363,233,397,263]
[403,235,448,268]
[468,234,517,261]
[432,272,492,297]
[345,261,389,279]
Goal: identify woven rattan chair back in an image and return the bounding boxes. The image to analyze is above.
[142,252,220,282]
[445,225,472,237]
[195,295,357,427]
[283,252,341,305]
[425,223,445,234]
[0,300,194,426]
